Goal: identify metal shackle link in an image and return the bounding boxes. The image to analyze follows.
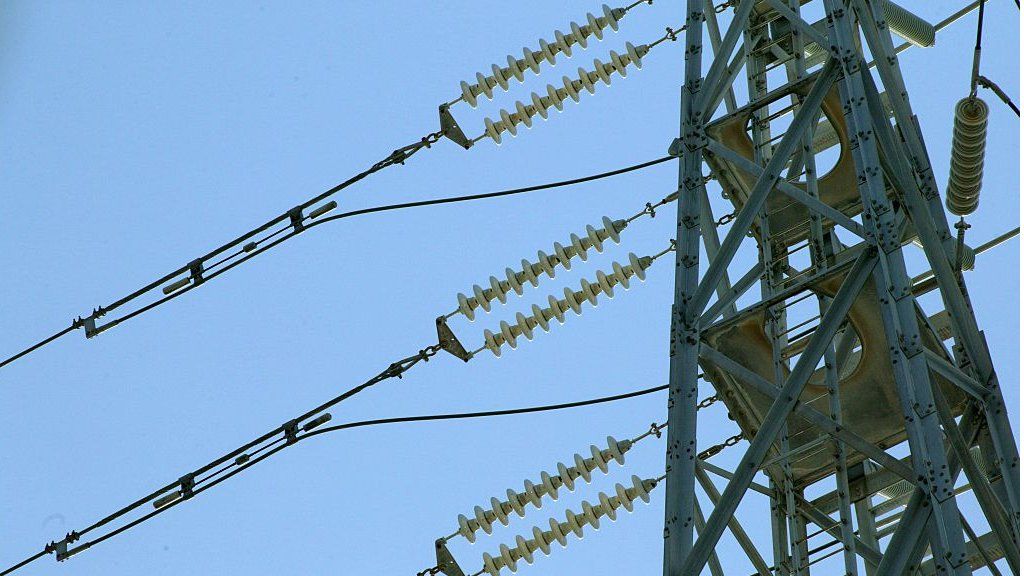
[455,436,631,543]
[483,42,649,145]
[480,251,659,358]
[456,217,627,320]
[479,475,659,576]
[458,4,628,108]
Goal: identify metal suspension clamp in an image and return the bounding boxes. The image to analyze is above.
[283,419,300,445]
[288,206,305,232]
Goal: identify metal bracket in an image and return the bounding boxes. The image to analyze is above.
[439,105,473,150]
[436,316,471,362]
[668,137,685,157]
[434,538,467,576]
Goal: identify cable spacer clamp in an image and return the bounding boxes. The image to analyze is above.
[283,419,299,445]
[188,259,205,286]
[179,473,196,499]
[288,206,305,232]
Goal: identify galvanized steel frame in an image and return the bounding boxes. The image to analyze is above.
[663,1,1020,574]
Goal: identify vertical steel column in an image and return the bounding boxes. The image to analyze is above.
[663,1,707,573]
[856,0,1020,519]
[784,2,860,573]
[822,1,969,573]
[744,15,805,576]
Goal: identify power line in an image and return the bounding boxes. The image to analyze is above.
[0,155,672,372]
[1,382,669,574]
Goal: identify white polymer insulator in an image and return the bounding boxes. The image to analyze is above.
[484,118,504,145]
[515,101,534,128]
[491,64,509,91]
[500,321,518,349]
[611,261,630,289]
[595,271,615,297]
[570,21,588,49]
[553,30,572,57]
[479,252,653,356]
[459,514,477,542]
[580,501,601,529]
[522,46,541,74]
[515,312,535,340]
[591,58,612,86]
[528,480,547,502]
[880,0,935,48]
[506,267,525,296]
[547,295,566,323]
[602,4,621,31]
[500,109,518,136]
[586,12,604,40]
[507,55,525,82]
[599,491,617,521]
[492,496,511,525]
[453,219,629,321]
[516,534,535,564]
[608,50,630,77]
[538,39,558,64]
[548,517,568,546]
[546,85,565,111]
[564,508,585,538]
[479,475,658,576]
[535,250,557,277]
[481,46,646,145]
[624,42,643,68]
[539,471,558,498]
[475,505,495,535]
[589,444,609,473]
[499,543,517,572]
[532,526,550,555]
[578,277,599,306]
[474,285,492,312]
[521,259,540,287]
[530,93,549,120]
[507,488,526,517]
[561,75,581,102]
[477,72,495,99]
[946,96,989,216]
[490,276,507,304]
[483,553,502,576]
[459,4,633,112]
[576,66,597,94]
[460,80,479,108]
[573,452,592,483]
[615,482,634,512]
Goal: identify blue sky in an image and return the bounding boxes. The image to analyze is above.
[1,1,1018,575]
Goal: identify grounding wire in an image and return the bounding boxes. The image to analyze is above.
[1,382,673,574]
[0,155,673,372]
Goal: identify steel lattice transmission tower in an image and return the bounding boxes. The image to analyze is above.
[662,0,1019,574]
